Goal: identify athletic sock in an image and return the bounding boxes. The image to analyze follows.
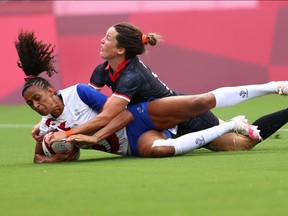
[152,121,235,155]
[252,108,288,140]
[211,82,278,108]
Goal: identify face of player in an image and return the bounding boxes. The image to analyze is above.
[23,85,56,116]
[100,27,124,60]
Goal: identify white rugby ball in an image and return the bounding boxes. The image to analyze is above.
[42,132,72,158]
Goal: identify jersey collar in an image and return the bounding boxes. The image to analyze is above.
[105,59,129,82]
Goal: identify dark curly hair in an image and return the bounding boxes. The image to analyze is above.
[15,30,57,96]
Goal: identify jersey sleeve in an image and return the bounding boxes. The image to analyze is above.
[39,116,50,136]
[114,71,143,101]
[89,63,108,90]
[76,84,108,112]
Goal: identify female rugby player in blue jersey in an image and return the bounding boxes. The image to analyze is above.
[17,31,288,162]
[49,22,288,153]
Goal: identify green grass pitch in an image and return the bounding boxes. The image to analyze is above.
[1,95,288,216]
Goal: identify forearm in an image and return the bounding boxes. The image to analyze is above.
[66,110,133,145]
[72,114,112,135]
[92,109,133,143]
[50,96,129,143]
[70,96,128,135]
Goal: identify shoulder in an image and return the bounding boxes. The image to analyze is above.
[124,57,153,80]
[119,70,143,87]
[126,57,148,70]
[59,85,77,97]
[60,84,107,102]
[121,57,146,80]
[93,61,109,72]
[76,84,107,98]
[90,61,109,87]
[76,84,108,111]
[91,61,109,78]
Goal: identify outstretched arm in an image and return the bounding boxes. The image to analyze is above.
[50,96,128,142]
[66,109,133,145]
[78,96,129,134]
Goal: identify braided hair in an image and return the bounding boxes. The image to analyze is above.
[15,30,57,96]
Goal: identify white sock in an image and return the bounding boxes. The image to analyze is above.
[152,121,235,155]
[211,81,278,108]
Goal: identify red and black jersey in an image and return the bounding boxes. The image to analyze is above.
[89,57,178,104]
[89,56,220,138]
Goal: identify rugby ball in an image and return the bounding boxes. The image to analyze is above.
[42,132,72,158]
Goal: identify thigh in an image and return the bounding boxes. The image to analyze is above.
[147,93,216,129]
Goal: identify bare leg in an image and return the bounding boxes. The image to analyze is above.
[137,116,253,157]
[138,130,258,157]
[204,133,258,151]
[137,130,174,157]
[148,81,283,130]
[206,108,288,151]
[148,93,216,129]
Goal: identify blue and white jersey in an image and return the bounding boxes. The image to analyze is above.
[39,84,129,156]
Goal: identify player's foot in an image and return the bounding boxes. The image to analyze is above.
[229,115,262,141]
[247,125,262,141]
[276,81,288,95]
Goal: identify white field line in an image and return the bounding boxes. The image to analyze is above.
[0,124,288,132]
[0,124,35,128]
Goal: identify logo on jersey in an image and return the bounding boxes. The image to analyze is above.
[137,106,144,114]
[74,109,82,117]
[195,136,205,146]
[239,89,248,98]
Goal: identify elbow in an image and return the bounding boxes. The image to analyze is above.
[120,110,134,125]
[126,112,134,123]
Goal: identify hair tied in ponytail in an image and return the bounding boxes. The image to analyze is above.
[24,75,37,81]
[142,35,148,45]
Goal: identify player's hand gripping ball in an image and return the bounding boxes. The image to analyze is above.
[42,132,72,158]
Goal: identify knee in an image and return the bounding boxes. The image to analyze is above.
[189,94,215,112]
[150,146,174,158]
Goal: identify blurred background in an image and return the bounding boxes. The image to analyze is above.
[1,0,288,104]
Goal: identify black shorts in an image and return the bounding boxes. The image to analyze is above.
[173,111,219,138]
